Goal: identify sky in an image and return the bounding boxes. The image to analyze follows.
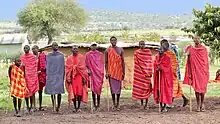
[0,0,220,20]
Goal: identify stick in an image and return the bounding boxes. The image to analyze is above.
[158,71,161,113]
[189,85,192,112]
[90,76,93,113]
[53,95,56,112]
[107,78,110,111]
[22,98,26,114]
[187,51,192,112]
[5,85,11,114]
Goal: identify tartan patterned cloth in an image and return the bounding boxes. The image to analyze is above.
[10,65,26,99]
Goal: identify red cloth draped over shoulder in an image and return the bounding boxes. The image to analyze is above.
[183,45,209,93]
[65,53,89,103]
[153,53,173,104]
[166,50,183,98]
[108,47,123,81]
[20,53,39,97]
[38,53,46,89]
[132,49,153,100]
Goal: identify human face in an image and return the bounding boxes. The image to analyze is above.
[139,41,145,49]
[110,38,117,47]
[52,42,58,51]
[72,46,78,55]
[90,44,97,51]
[193,36,200,45]
[15,58,21,67]
[32,46,39,55]
[161,42,169,51]
[158,47,164,56]
[24,45,30,54]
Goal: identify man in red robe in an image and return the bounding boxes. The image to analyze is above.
[183,36,209,112]
[32,45,46,111]
[20,45,39,113]
[105,36,125,111]
[132,41,153,109]
[86,42,104,111]
[66,45,89,112]
[153,46,173,112]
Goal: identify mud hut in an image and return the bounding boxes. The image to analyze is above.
[40,42,160,88]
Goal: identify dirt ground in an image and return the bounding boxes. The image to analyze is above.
[1,97,220,124]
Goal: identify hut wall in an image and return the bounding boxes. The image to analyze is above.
[44,47,158,88]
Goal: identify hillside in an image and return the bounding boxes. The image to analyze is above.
[0,9,193,33]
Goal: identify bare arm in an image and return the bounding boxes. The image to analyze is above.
[105,49,108,74]
[121,48,125,75]
[8,66,12,80]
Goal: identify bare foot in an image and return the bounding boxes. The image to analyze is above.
[16,111,21,117]
[200,105,205,112]
[196,106,200,112]
[96,107,101,111]
[112,106,116,111]
[39,107,45,111]
[144,105,149,110]
[77,109,81,113]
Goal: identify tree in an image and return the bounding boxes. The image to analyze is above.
[182,4,220,57]
[18,0,87,44]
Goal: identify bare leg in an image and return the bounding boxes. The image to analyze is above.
[141,100,144,106]
[200,93,205,111]
[25,98,30,112]
[12,96,18,115]
[56,94,61,112]
[77,96,82,112]
[116,94,120,110]
[17,99,22,117]
[163,104,168,112]
[73,96,77,112]
[18,99,22,112]
[144,99,148,109]
[112,94,116,109]
[30,95,35,112]
[195,92,200,112]
[38,89,43,110]
[51,95,55,112]
[92,91,96,108]
[97,95,100,110]
[182,95,189,107]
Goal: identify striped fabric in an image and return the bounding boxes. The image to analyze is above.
[132,49,153,100]
[108,48,123,81]
[10,65,26,99]
[166,50,183,98]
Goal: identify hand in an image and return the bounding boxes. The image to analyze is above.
[122,73,125,80]
[20,63,25,67]
[38,71,41,74]
[146,74,152,78]
[67,79,71,84]
[157,66,161,71]
[88,70,92,76]
[189,74,192,79]
[105,73,110,79]
[82,79,86,85]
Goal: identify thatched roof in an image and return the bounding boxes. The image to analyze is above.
[40,42,160,50]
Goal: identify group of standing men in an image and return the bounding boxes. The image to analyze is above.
[8,35,209,117]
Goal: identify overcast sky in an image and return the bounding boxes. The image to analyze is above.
[0,0,220,20]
